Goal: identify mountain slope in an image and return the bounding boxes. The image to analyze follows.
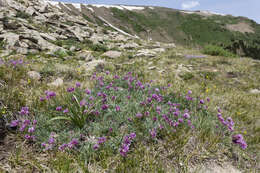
[45,1,260,60]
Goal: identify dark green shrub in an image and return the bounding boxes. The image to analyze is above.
[203,45,236,57]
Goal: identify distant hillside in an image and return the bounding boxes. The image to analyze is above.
[45,1,260,59]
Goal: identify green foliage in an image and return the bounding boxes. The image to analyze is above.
[203,45,236,57]
[0,40,4,50]
[89,43,108,52]
[180,72,194,81]
[15,11,31,19]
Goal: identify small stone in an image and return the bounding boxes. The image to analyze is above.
[48,78,63,87]
[102,51,122,59]
[27,71,41,80]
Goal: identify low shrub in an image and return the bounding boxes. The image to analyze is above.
[203,44,236,57]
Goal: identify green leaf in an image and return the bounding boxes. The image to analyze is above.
[49,116,71,122]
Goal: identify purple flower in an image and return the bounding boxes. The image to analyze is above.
[63,108,69,113]
[152,117,157,121]
[56,106,62,111]
[188,90,192,95]
[115,105,120,112]
[128,118,132,122]
[80,99,87,106]
[200,99,205,104]
[114,75,120,79]
[144,111,150,116]
[28,126,35,133]
[178,118,184,123]
[59,143,68,151]
[105,71,110,75]
[85,89,91,95]
[207,97,210,102]
[10,120,19,127]
[112,96,116,101]
[33,120,37,125]
[48,137,55,144]
[120,144,129,157]
[93,144,100,150]
[41,143,46,148]
[25,134,31,140]
[150,128,157,138]
[232,134,247,149]
[76,82,81,88]
[45,91,56,99]
[68,139,79,148]
[19,124,27,132]
[136,113,143,118]
[129,133,136,139]
[101,104,109,110]
[19,107,29,115]
[40,97,45,101]
[183,113,190,119]
[98,137,107,144]
[67,87,75,92]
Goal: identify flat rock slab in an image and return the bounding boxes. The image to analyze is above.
[102,51,122,59]
[185,55,207,59]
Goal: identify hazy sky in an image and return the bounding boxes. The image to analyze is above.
[56,0,260,23]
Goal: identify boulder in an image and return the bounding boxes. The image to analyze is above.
[102,51,122,59]
[0,32,19,49]
[27,71,41,80]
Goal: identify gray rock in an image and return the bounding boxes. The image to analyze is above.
[77,51,94,61]
[27,71,41,80]
[0,32,19,49]
[135,49,156,58]
[250,89,260,94]
[84,59,105,72]
[102,51,122,59]
[120,42,139,50]
[48,78,63,87]
[25,6,36,16]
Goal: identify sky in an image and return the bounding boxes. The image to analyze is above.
[56,0,260,23]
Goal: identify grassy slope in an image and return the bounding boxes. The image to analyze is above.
[0,42,259,172]
[109,7,260,59]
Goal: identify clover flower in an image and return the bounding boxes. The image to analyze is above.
[45,91,56,99]
[67,87,75,92]
[10,120,19,127]
[28,126,35,133]
[150,128,157,138]
[59,143,68,151]
[97,137,107,144]
[115,105,120,112]
[101,104,109,110]
[68,139,79,149]
[93,144,100,150]
[19,107,29,115]
[63,108,69,113]
[76,82,81,88]
[232,134,247,149]
[80,99,87,106]
[56,106,62,111]
[136,113,143,118]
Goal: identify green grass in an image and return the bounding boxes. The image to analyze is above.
[203,45,236,57]
[0,46,259,172]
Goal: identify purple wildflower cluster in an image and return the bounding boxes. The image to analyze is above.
[59,138,79,151]
[119,133,136,157]
[40,91,56,101]
[10,112,37,142]
[93,137,107,150]
[217,109,235,131]
[232,134,247,149]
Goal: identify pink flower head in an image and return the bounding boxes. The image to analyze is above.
[76,82,81,88]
